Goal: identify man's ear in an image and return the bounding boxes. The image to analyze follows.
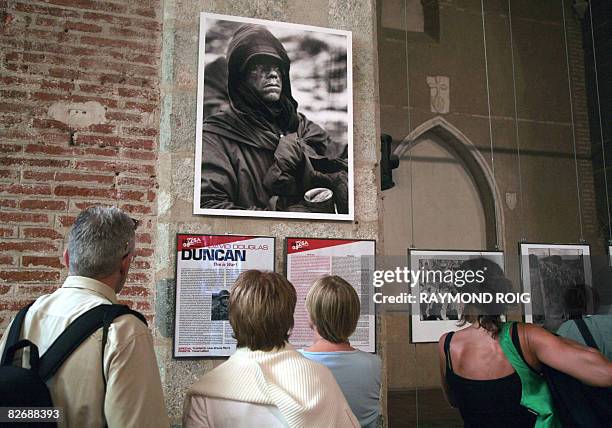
[120,252,132,275]
[63,249,70,268]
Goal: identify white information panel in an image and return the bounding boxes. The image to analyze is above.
[285,237,376,353]
[174,234,275,358]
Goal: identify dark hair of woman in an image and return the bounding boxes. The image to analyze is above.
[457,257,512,338]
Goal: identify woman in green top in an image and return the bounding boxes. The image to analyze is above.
[438,258,612,428]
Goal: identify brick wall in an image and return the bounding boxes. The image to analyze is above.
[0,0,162,333]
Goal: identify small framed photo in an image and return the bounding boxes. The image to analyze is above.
[519,243,591,330]
[408,249,505,343]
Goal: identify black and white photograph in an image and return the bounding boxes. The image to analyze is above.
[193,13,354,220]
[409,250,505,343]
[210,290,230,321]
[520,243,592,331]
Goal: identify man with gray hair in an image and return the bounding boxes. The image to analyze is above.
[0,206,169,427]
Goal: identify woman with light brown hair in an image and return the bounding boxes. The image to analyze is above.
[183,270,358,428]
[300,275,381,428]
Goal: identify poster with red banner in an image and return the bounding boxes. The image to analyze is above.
[174,234,275,358]
[285,237,376,353]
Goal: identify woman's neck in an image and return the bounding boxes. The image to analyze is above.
[305,337,355,352]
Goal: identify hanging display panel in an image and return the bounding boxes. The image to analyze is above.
[173,234,275,358]
[285,237,376,352]
[193,12,354,221]
[519,243,592,331]
[409,249,505,343]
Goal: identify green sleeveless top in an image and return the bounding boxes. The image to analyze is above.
[498,322,561,428]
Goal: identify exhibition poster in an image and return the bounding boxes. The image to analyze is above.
[173,234,275,358]
[285,237,376,352]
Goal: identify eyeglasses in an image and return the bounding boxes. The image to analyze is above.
[248,63,281,75]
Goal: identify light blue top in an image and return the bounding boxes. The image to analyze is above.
[557,315,612,360]
[299,349,381,428]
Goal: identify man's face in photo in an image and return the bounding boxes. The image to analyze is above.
[245,56,283,104]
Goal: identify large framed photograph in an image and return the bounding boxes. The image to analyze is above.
[173,234,275,358]
[285,237,376,352]
[519,243,591,330]
[409,250,505,343]
[194,13,354,221]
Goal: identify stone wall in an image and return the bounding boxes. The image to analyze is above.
[156,0,381,424]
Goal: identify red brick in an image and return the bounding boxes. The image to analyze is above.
[135,248,153,257]
[22,228,64,240]
[0,170,20,180]
[88,124,115,134]
[22,256,63,269]
[120,203,152,214]
[136,233,152,244]
[39,80,75,92]
[78,83,116,96]
[0,158,71,168]
[35,17,57,27]
[0,285,10,295]
[0,241,58,252]
[117,176,155,187]
[0,143,22,153]
[0,270,60,283]
[134,300,151,311]
[0,300,36,311]
[48,67,80,80]
[118,88,156,100]
[127,272,150,283]
[0,102,32,114]
[0,199,18,208]
[131,6,157,19]
[82,147,120,157]
[0,90,28,99]
[32,92,118,109]
[0,184,51,196]
[81,36,156,53]
[45,0,127,14]
[32,119,69,131]
[25,144,75,156]
[132,260,150,270]
[14,285,60,297]
[14,3,81,18]
[121,149,156,161]
[0,228,15,238]
[64,21,102,33]
[0,76,27,86]
[122,127,157,137]
[0,256,14,265]
[0,115,24,126]
[23,53,76,67]
[23,171,56,182]
[119,285,149,296]
[105,111,142,123]
[57,216,76,227]
[20,200,67,211]
[75,160,155,175]
[0,213,48,224]
[55,172,114,184]
[146,190,155,202]
[125,101,156,113]
[82,12,131,25]
[76,135,154,150]
[54,185,145,202]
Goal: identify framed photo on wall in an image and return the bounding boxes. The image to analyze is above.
[519,243,591,331]
[193,13,354,221]
[408,250,505,343]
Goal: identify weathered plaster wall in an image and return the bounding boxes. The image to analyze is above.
[156,0,382,424]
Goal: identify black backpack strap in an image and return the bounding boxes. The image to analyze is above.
[443,331,455,373]
[39,305,146,382]
[574,318,598,350]
[1,302,34,366]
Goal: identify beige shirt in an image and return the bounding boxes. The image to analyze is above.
[0,276,169,428]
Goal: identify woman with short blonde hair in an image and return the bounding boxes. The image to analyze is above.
[301,275,381,428]
[184,270,358,428]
